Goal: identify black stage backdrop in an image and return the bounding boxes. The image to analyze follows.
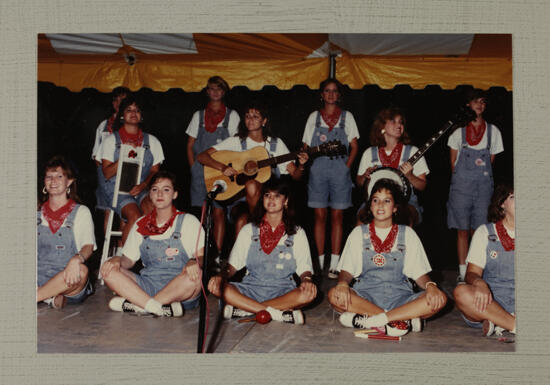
[37,81,513,272]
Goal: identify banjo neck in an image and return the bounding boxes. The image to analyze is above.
[406,120,456,166]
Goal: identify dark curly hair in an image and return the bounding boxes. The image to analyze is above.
[369,107,411,147]
[113,94,143,130]
[237,100,273,141]
[358,178,408,225]
[487,182,514,223]
[250,178,297,236]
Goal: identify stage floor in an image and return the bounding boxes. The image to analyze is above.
[37,271,515,353]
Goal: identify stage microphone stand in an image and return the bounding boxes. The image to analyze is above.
[197,185,223,353]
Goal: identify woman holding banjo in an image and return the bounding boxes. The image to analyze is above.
[356,107,428,227]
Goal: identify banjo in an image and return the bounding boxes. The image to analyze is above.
[364,106,477,200]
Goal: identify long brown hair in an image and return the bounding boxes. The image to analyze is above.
[487,183,514,223]
[369,107,411,147]
[251,178,297,236]
[39,155,81,207]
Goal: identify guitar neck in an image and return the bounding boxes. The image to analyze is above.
[407,120,455,166]
[257,145,327,169]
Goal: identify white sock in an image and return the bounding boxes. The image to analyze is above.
[364,312,389,328]
[144,298,163,316]
[265,306,283,322]
[116,247,123,256]
[329,254,340,271]
[459,264,467,279]
[318,255,325,270]
[511,325,516,334]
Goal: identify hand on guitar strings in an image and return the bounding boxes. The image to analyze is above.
[399,162,413,176]
[221,164,238,177]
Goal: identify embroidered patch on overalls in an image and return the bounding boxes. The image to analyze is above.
[56,245,65,250]
[490,250,498,259]
[276,263,284,270]
[165,247,179,256]
[475,158,485,166]
[373,254,386,267]
[284,253,292,260]
[319,134,327,142]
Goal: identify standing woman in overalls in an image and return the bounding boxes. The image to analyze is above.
[186,76,240,255]
[356,107,429,226]
[101,171,205,317]
[446,89,504,282]
[37,156,96,309]
[302,78,359,278]
[453,183,515,336]
[197,100,308,238]
[208,179,316,324]
[98,95,165,246]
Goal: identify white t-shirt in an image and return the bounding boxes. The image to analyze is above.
[185,109,240,139]
[337,225,432,281]
[357,145,430,177]
[466,223,515,270]
[229,223,312,276]
[212,136,292,175]
[122,213,205,263]
[39,205,97,251]
[91,118,111,160]
[301,110,360,146]
[447,122,504,165]
[98,132,165,166]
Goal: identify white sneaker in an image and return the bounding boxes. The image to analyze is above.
[411,317,424,332]
[339,312,369,329]
[109,296,147,314]
[223,304,253,319]
[482,319,495,336]
[161,302,183,317]
[280,310,304,325]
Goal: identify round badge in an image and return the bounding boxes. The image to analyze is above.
[285,253,292,260]
[373,254,386,267]
[364,232,370,239]
[490,250,498,259]
[165,247,179,257]
[475,158,485,166]
[319,134,327,142]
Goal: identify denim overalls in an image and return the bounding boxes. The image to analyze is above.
[483,223,515,314]
[190,109,232,207]
[103,132,154,216]
[134,214,199,309]
[307,111,352,209]
[370,145,423,222]
[352,224,421,310]
[95,121,112,211]
[240,137,280,179]
[447,125,494,230]
[37,206,92,302]
[233,225,297,303]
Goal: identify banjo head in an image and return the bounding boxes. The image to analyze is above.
[366,167,411,201]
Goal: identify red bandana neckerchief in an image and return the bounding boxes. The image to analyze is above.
[106,115,116,134]
[259,218,286,255]
[320,106,342,131]
[136,206,181,236]
[369,222,399,253]
[466,120,486,146]
[379,143,404,169]
[119,125,144,147]
[495,220,515,251]
[42,199,77,234]
[204,103,226,133]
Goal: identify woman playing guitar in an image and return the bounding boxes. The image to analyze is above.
[197,100,308,238]
[356,107,429,227]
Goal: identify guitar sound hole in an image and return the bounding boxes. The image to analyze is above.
[243,160,258,175]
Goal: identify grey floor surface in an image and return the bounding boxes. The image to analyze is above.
[37,271,515,353]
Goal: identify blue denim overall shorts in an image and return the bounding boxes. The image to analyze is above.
[351,224,422,310]
[134,214,199,309]
[190,109,232,207]
[103,132,154,217]
[462,223,515,328]
[232,225,297,303]
[357,145,423,223]
[37,206,93,303]
[447,125,494,230]
[308,111,352,209]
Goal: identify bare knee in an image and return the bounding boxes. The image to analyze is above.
[327,287,337,307]
[314,208,327,222]
[453,285,472,308]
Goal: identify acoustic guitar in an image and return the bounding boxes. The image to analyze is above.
[204,140,346,201]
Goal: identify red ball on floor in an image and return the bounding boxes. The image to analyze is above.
[256,310,271,324]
